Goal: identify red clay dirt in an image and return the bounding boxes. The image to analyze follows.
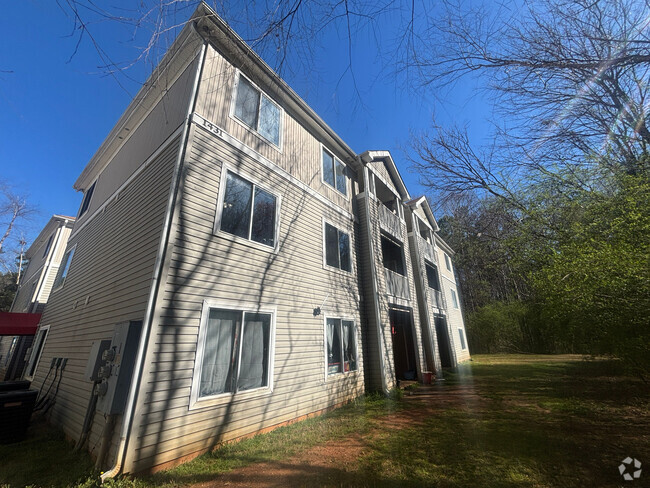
[192,383,480,488]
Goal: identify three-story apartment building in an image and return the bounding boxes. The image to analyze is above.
[24,3,469,476]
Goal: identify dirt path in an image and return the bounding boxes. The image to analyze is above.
[192,383,481,488]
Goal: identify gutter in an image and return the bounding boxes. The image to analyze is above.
[361,160,390,396]
[100,31,208,482]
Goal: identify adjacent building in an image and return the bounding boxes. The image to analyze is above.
[24,3,469,475]
[0,215,74,380]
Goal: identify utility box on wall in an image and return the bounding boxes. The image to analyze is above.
[96,320,142,415]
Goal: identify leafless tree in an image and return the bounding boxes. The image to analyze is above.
[0,184,35,273]
[409,0,650,204]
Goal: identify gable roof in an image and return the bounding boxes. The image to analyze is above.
[25,215,76,259]
[405,196,440,231]
[359,150,410,199]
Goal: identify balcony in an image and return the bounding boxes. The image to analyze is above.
[428,288,446,309]
[384,268,410,299]
[378,202,402,238]
[417,234,436,263]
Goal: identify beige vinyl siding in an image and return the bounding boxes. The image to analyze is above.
[195,45,355,210]
[29,138,179,452]
[356,195,384,391]
[10,275,37,313]
[407,231,442,375]
[126,125,364,472]
[37,265,60,306]
[50,225,73,265]
[441,277,470,363]
[369,162,397,194]
[73,55,200,228]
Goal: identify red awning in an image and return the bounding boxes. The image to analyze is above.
[0,312,41,336]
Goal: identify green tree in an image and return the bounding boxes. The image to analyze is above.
[531,174,650,376]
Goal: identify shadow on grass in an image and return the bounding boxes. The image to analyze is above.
[0,417,95,488]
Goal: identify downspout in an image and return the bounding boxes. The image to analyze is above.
[361,162,390,395]
[100,32,208,482]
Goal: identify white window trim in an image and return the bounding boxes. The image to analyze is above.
[229,71,284,151]
[52,245,77,293]
[458,328,467,350]
[322,218,354,275]
[450,288,459,309]
[214,164,282,254]
[190,299,276,410]
[323,315,359,382]
[320,144,349,199]
[444,252,452,272]
[24,325,50,381]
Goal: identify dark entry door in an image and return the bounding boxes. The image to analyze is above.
[435,315,453,368]
[389,309,417,380]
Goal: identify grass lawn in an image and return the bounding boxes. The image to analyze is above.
[1,354,647,487]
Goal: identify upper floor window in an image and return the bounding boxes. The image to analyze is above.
[78,182,96,218]
[324,222,351,272]
[322,148,347,196]
[425,262,440,290]
[326,318,357,376]
[218,171,278,248]
[194,306,273,400]
[381,235,405,276]
[53,246,75,291]
[450,289,459,309]
[444,252,452,272]
[42,234,54,258]
[233,74,282,146]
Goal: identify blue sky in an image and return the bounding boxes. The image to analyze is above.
[1,1,489,247]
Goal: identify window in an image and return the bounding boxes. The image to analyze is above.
[450,289,459,309]
[326,318,357,376]
[194,306,273,400]
[324,222,351,272]
[381,235,405,275]
[42,234,54,258]
[425,262,440,290]
[233,74,282,146]
[78,182,96,218]
[458,328,467,350]
[218,171,278,248]
[25,326,49,379]
[322,148,347,195]
[53,246,75,291]
[444,252,452,272]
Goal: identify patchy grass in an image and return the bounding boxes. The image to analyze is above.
[352,355,649,487]
[1,355,648,487]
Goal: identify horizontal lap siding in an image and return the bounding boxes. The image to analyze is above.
[29,138,179,451]
[195,46,356,210]
[128,126,364,472]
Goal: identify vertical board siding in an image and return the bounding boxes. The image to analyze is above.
[195,45,356,213]
[127,127,364,472]
[28,138,179,450]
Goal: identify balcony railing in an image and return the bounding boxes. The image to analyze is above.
[428,288,446,309]
[378,202,402,238]
[416,234,436,263]
[384,268,410,299]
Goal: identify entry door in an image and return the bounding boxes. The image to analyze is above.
[435,316,453,368]
[389,309,417,381]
